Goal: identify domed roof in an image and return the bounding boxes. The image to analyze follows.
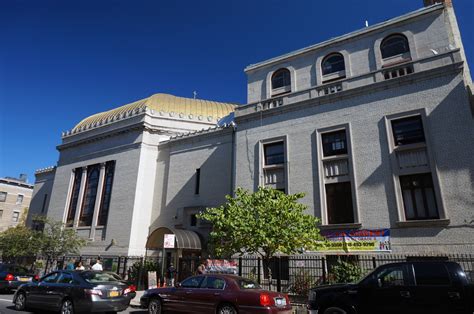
[73,93,237,131]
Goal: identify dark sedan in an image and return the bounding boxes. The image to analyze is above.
[12,270,136,314]
[0,263,38,293]
[140,274,292,314]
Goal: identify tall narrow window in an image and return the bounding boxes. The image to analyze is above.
[381,34,410,59]
[195,168,201,195]
[271,68,291,95]
[79,164,100,227]
[12,211,20,222]
[98,161,115,226]
[66,169,82,227]
[325,182,354,224]
[41,194,48,213]
[262,140,286,192]
[400,173,438,220]
[16,194,24,205]
[322,53,345,76]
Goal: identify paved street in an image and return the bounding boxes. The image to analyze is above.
[0,293,147,314]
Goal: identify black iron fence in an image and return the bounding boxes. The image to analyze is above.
[3,253,473,299]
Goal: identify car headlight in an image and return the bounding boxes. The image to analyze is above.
[308,290,317,301]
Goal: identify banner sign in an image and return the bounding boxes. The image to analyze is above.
[205,259,238,274]
[148,271,157,289]
[163,234,176,249]
[314,229,391,253]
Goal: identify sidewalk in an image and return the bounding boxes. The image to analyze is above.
[130,290,145,307]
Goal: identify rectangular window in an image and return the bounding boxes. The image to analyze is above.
[322,130,347,156]
[391,116,425,146]
[66,169,82,227]
[16,194,24,205]
[414,263,450,285]
[195,168,201,195]
[12,211,20,222]
[325,182,354,224]
[0,191,7,202]
[79,164,100,227]
[41,194,48,213]
[190,214,197,227]
[98,161,115,226]
[400,173,439,220]
[264,142,284,165]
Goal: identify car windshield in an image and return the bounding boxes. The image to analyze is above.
[79,272,123,283]
[238,278,261,289]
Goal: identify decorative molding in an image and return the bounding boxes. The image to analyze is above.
[35,166,57,175]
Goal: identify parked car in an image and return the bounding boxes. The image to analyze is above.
[307,261,474,314]
[13,270,136,313]
[140,274,292,314]
[0,263,38,293]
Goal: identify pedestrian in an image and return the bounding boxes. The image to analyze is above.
[66,259,75,270]
[166,263,177,287]
[91,259,103,271]
[196,260,206,275]
[75,262,85,270]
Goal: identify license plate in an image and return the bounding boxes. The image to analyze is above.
[109,291,120,297]
[18,277,31,282]
[275,297,287,306]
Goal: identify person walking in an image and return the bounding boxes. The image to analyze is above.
[91,259,103,271]
[166,263,177,287]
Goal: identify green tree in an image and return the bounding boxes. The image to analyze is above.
[33,216,87,271]
[198,187,322,277]
[0,225,41,259]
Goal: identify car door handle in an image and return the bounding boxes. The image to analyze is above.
[46,290,54,294]
[185,291,192,295]
[213,293,220,296]
[400,291,411,298]
[448,291,460,300]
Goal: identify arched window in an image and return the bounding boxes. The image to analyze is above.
[322,53,345,76]
[381,34,410,59]
[271,68,291,91]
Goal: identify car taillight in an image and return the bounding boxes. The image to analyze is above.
[34,275,40,281]
[5,274,14,281]
[260,293,272,307]
[285,294,290,305]
[85,289,103,296]
[123,285,136,295]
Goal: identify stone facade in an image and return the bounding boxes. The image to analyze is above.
[28,2,473,258]
[0,177,33,231]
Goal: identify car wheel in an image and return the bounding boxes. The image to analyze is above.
[60,299,74,314]
[324,307,347,314]
[14,292,27,311]
[218,304,237,314]
[148,298,162,314]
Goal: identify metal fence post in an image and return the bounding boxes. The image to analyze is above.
[122,257,128,279]
[322,257,326,284]
[372,256,377,269]
[276,257,282,292]
[238,257,242,276]
[257,257,261,284]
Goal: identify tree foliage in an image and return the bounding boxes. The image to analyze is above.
[0,225,41,258]
[329,260,364,283]
[198,187,322,261]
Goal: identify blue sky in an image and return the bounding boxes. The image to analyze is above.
[1,0,473,183]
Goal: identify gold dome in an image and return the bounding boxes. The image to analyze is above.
[73,93,237,131]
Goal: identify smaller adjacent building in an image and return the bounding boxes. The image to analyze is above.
[0,175,33,231]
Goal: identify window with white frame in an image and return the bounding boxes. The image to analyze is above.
[16,194,24,205]
[321,53,346,82]
[318,126,357,225]
[261,139,287,193]
[386,112,443,222]
[12,211,20,222]
[271,68,291,96]
[0,191,7,202]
